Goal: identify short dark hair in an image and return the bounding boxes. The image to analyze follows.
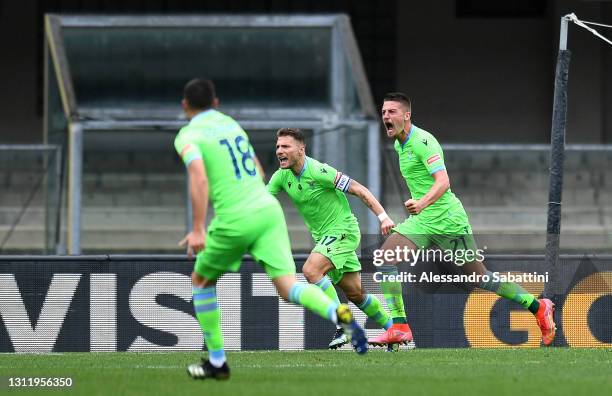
[383,92,411,111]
[184,78,216,110]
[276,127,305,144]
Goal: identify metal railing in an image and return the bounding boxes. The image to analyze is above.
[0,144,63,254]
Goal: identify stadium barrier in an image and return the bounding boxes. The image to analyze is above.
[0,145,62,254]
[0,254,610,352]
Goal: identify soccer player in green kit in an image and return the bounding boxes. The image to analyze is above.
[268,128,398,349]
[370,92,556,347]
[175,79,367,380]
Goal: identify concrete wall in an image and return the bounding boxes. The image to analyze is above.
[0,0,41,143]
[0,0,609,143]
[395,0,611,144]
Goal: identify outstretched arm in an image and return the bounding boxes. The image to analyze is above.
[347,179,395,235]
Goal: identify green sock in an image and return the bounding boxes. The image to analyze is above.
[289,282,339,322]
[314,276,341,305]
[357,294,392,329]
[479,271,539,313]
[192,286,226,365]
[380,266,407,323]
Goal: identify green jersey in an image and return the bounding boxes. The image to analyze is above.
[394,124,464,221]
[267,156,359,239]
[174,109,275,217]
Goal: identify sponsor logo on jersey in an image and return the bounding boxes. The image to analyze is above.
[427,154,441,165]
[320,167,328,173]
[422,139,428,146]
[288,181,292,188]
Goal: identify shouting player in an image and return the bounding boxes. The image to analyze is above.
[175,79,368,380]
[268,127,398,349]
[369,92,556,347]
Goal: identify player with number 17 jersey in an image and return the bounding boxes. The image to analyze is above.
[267,156,358,241]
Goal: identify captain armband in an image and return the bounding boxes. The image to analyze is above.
[334,172,351,192]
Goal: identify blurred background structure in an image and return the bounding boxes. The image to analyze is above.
[44,14,379,254]
[0,0,611,254]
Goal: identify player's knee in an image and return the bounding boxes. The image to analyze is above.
[346,290,364,304]
[302,264,323,283]
[343,284,363,304]
[191,271,215,288]
[191,271,202,286]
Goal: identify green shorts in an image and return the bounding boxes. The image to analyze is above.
[393,210,478,266]
[312,230,361,284]
[194,202,295,281]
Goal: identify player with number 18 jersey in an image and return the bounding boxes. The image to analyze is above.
[179,79,368,381]
[174,109,295,280]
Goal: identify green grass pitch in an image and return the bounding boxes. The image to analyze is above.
[2,349,611,396]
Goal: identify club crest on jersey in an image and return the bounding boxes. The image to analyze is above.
[320,167,328,173]
[288,181,292,188]
[422,139,428,146]
[298,184,302,190]
[427,154,441,164]
[307,180,316,188]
